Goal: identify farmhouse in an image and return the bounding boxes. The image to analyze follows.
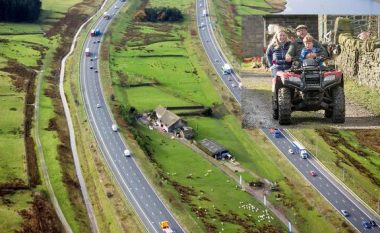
[155,106,185,132]
[198,139,232,160]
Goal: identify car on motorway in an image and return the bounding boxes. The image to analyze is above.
[96,103,101,108]
[340,209,349,217]
[369,220,377,227]
[90,66,94,69]
[222,63,232,75]
[288,148,294,154]
[124,149,131,157]
[362,220,372,229]
[111,124,118,132]
[309,170,317,177]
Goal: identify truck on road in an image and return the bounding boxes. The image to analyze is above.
[91,29,101,37]
[222,63,232,75]
[160,221,173,233]
[85,47,90,57]
[293,141,308,159]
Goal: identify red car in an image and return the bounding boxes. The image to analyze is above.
[309,170,317,177]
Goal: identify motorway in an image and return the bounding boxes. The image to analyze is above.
[196,0,380,232]
[79,0,184,232]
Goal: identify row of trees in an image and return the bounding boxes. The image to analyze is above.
[0,0,41,22]
[134,7,183,22]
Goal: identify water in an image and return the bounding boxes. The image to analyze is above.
[280,0,380,14]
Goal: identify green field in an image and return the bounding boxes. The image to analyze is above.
[0,38,45,186]
[110,20,220,111]
[137,125,286,232]
[0,191,32,233]
[0,0,91,232]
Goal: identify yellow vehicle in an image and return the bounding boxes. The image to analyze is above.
[160,221,174,233]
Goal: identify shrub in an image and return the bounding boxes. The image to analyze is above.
[134,7,183,22]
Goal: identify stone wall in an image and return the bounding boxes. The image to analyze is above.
[242,15,318,57]
[336,33,380,91]
[326,16,371,35]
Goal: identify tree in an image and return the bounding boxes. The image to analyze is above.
[0,0,41,22]
[134,7,183,22]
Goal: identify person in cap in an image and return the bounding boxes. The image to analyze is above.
[285,24,328,62]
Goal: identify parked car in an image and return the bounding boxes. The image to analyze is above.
[288,148,294,154]
[362,221,372,229]
[309,170,317,177]
[341,209,349,217]
[232,83,236,88]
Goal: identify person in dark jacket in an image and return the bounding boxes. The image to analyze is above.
[266,29,292,77]
[285,24,328,62]
[299,34,324,66]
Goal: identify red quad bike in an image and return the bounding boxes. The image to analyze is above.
[272,58,345,125]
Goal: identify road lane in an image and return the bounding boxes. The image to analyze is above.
[79,1,184,232]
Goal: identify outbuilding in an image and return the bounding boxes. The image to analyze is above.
[198,139,232,160]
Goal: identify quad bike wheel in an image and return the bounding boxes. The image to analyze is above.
[278,87,292,125]
[331,86,345,123]
[272,96,279,120]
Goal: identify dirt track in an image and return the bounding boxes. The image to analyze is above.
[241,74,380,128]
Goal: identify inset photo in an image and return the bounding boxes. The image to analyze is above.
[241,15,380,128]
[279,0,380,14]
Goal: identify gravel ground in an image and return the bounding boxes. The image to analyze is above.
[241,75,380,129]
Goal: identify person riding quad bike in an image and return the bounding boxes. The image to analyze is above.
[272,25,345,125]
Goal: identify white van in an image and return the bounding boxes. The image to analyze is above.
[124,149,131,157]
[111,124,118,132]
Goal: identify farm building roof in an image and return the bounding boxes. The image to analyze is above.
[199,139,227,155]
[155,106,182,128]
